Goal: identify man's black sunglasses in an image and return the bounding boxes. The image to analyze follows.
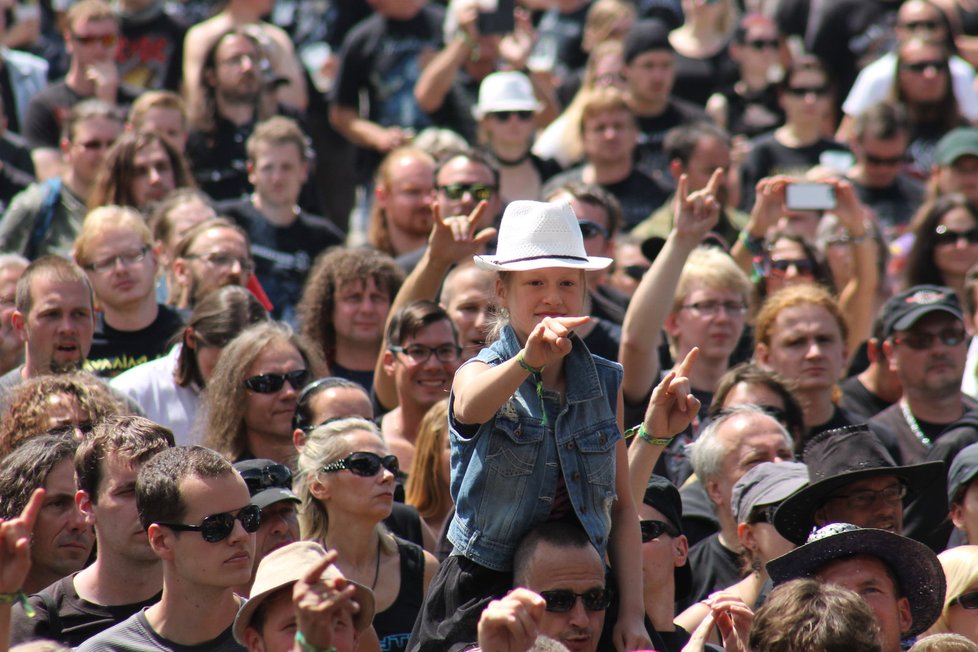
[244,369,309,393]
[320,451,400,477]
[540,588,613,613]
[156,504,262,543]
[640,519,680,542]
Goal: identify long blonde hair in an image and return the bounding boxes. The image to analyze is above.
[405,400,452,523]
[927,545,978,636]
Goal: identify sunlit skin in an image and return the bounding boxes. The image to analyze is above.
[951,478,978,545]
[243,341,306,460]
[12,276,95,377]
[130,141,176,208]
[934,207,978,283]
[755,303,847,394]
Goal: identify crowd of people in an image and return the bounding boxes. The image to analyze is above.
[7,0,978,651]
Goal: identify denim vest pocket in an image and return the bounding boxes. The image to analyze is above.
[576,424,618,489]
[486,416,545,477]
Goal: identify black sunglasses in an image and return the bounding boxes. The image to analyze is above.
[490,110,534,122]
[864,152,907,167]
[951,590,978,609]
[244,369,309,393]
[438,183,496,202]
[900,60,947,73]
[746,38,779,51]
[623,264,649,282]
[578,220,609,240]
[540,588,613,613]
[784,85,829,97]
[768,258,815,275]
[749,504,780,524]
[900,19,941,31]
[239,463,293,496]
[640,519,680,543]
[935,225,978,246]
[156,504,262,543]
[320,451,400,477]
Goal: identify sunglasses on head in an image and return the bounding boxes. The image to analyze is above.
[239,463,293,496]
[640,519,680,542]
[156,504,262,543]
[540,588,613,613]
[934,225,978,246]
[767,258,815,275]
[244,369,308,393]
[578,220,609,240]
[951,590,978,609]
[320,451,400,477]
[490,110,534,122]
[438,183,496,202]
[900,60,947,73]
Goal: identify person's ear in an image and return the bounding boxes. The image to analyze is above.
[668,159,684,183]
[897,596,913,636]
[882,339,897,373]
[10,309,25,342]
[309,476,329,502]
[243,627,264,651]
[737,522,755,551]
[382,349,396,376]
[76,490,95,524]
[754,341,770,367]
[951,501,967,530]
[172,257,190,289]
[663,311,681,339]
[813,505,829,527]
[866,338,880,364]
[705,477,724,510]
[246,160,256,186]
[147,523,174,561]
[293,428,306,452]
[673,533,689,567]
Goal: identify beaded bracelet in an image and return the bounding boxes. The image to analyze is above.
[294,631,338,652]
[624,423,673,447]
[0,591,35,617]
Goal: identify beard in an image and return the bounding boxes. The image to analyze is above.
[50,357,84,374]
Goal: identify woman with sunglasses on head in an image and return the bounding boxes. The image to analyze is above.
[904,194,978,301]
[474,71,560,205]
[297,417,439,652]
[201,321,326,464]
[923,545,978,644]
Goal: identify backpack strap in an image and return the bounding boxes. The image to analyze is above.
[25,176,62,259]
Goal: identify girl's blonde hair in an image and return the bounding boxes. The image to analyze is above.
[926,545,978,636]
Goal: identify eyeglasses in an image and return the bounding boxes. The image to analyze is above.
[390,343,462,364]
[578,220,609,240]
[767,258,815,275]
[244,369,309,393]
[320,451,400,477]
[900,19,941,32]
[745,38,779,51]
[490,111,534,122]
[900,60,948,73]
[934,225,978,246]
[640,519,680,542]
[83,245,150,274]
[184,252,255,274]
[950,590,978,609]
[864,152,907,167]
[539,588,613,613]
[679,300,747,317]
[826,483,906,510]
[239,463,293,496]
[76,139,116,151]
[156,504,262,543]
[894,328,967,350]
[748,504,779,525]
[438,183,496,202]
[784,85,830,98]
[72,32,117,47]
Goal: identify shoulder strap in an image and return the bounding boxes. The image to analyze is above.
[25,177,62,260]
[38,589,62,639]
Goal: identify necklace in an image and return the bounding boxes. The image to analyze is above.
[371,537,381,590]
[899,398,932,449]
[495,150,532,166]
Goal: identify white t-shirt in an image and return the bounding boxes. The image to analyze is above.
[843,52,978,121]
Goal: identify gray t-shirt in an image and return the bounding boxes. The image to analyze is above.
[75,609,244,652]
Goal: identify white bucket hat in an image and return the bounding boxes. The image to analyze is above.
[472,71,543,120]
[473,200,613,272]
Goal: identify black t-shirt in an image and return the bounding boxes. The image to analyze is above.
[218,198,344,322]
[9,573,161,648]
[582,318,621,363]
[533,4,589,83]
[715,83,784,140]
[849,174,925,237]
[543,166,671,232]
[634,98,708,181]
[740,133,849,210]
[118,7,187,91]
[685,532,742,609]
[672,47,739,108]
[85,304,185,379]
[838,375,893,424]
[330,360,375,396]
[23,80,142,150]
[1,65,22,134]
[373,537,426,652]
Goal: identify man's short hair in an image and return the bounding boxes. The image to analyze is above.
[128,90,187,131]
[62,98,122,144]
[853,101,909,143]
[73,206,153,268]
[672,247,750,312]
[172,217,252,260]
[293,376,370,431]
[690,405,792,483]
[513,521,595,587]
[148,188,213,246]
[136,445,235,530]
[755,284,848,348]
[748,578,882,652]
[546,182,624,239]
[385,300,456,348]
[434,147,501,189]
[664,122,732,167]
[579,87,635,136]
[0,433,78,520]
[246,116,311,163]
[14,256,94,318]
[65,0,117,33]
[75,416,175,504]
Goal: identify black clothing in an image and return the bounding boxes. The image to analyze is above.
[582,319,621,363]
[118,4,187,91]
[330,361,375,395]
[0,131,34,212]
[672,47,739,108]
[385,502,426,550]
[9,573,161,647]
[634,98,708,182]
[23,80,141,150]
[740,133,849,210]
[714,83,784,139]
[838,375,893,423]
[374,538,427,652]
[85,305,184,379]
[685,533,742,609]
[542,166,671,232]
[590,285,628,326]
[868,397,978,465]
[849,174,925,238]
[679,478,720,548]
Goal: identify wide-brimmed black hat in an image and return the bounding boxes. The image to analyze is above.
[773,425,944,545]
[767,523,945,637]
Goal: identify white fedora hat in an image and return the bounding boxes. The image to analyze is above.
[473,200,613,272]
[472,71,543,120]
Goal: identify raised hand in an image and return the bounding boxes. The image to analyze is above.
[642,347,701,441]
[0,488,44,595]
[831,179,868,236]
[428,201,498,265]
[293,549,360,650]
[749,175,790,236]
[674,169,723,247]
[522,316,590,370]
[477,589,546,652]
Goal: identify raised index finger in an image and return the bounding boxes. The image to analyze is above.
[703,167,724,198]
[465,200,488,231]
[17,487,45,532]
[675,346,699,378]
[302,549,339,585]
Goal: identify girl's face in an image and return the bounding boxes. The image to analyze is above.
[316,429,396,523]
[496,268,586,342]
[780,68,831,124]
[947,581,978,644]
[764,238,815,296]
[935,206,978,280]
[482,109,535,152]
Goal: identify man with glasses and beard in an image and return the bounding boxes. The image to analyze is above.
[169,218,255,313]
[79,446,259,651]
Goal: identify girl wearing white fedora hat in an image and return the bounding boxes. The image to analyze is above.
[412,198,658,651]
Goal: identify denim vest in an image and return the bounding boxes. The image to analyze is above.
[447,325,623,571]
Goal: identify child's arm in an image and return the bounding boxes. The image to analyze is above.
[453,316,589,425]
